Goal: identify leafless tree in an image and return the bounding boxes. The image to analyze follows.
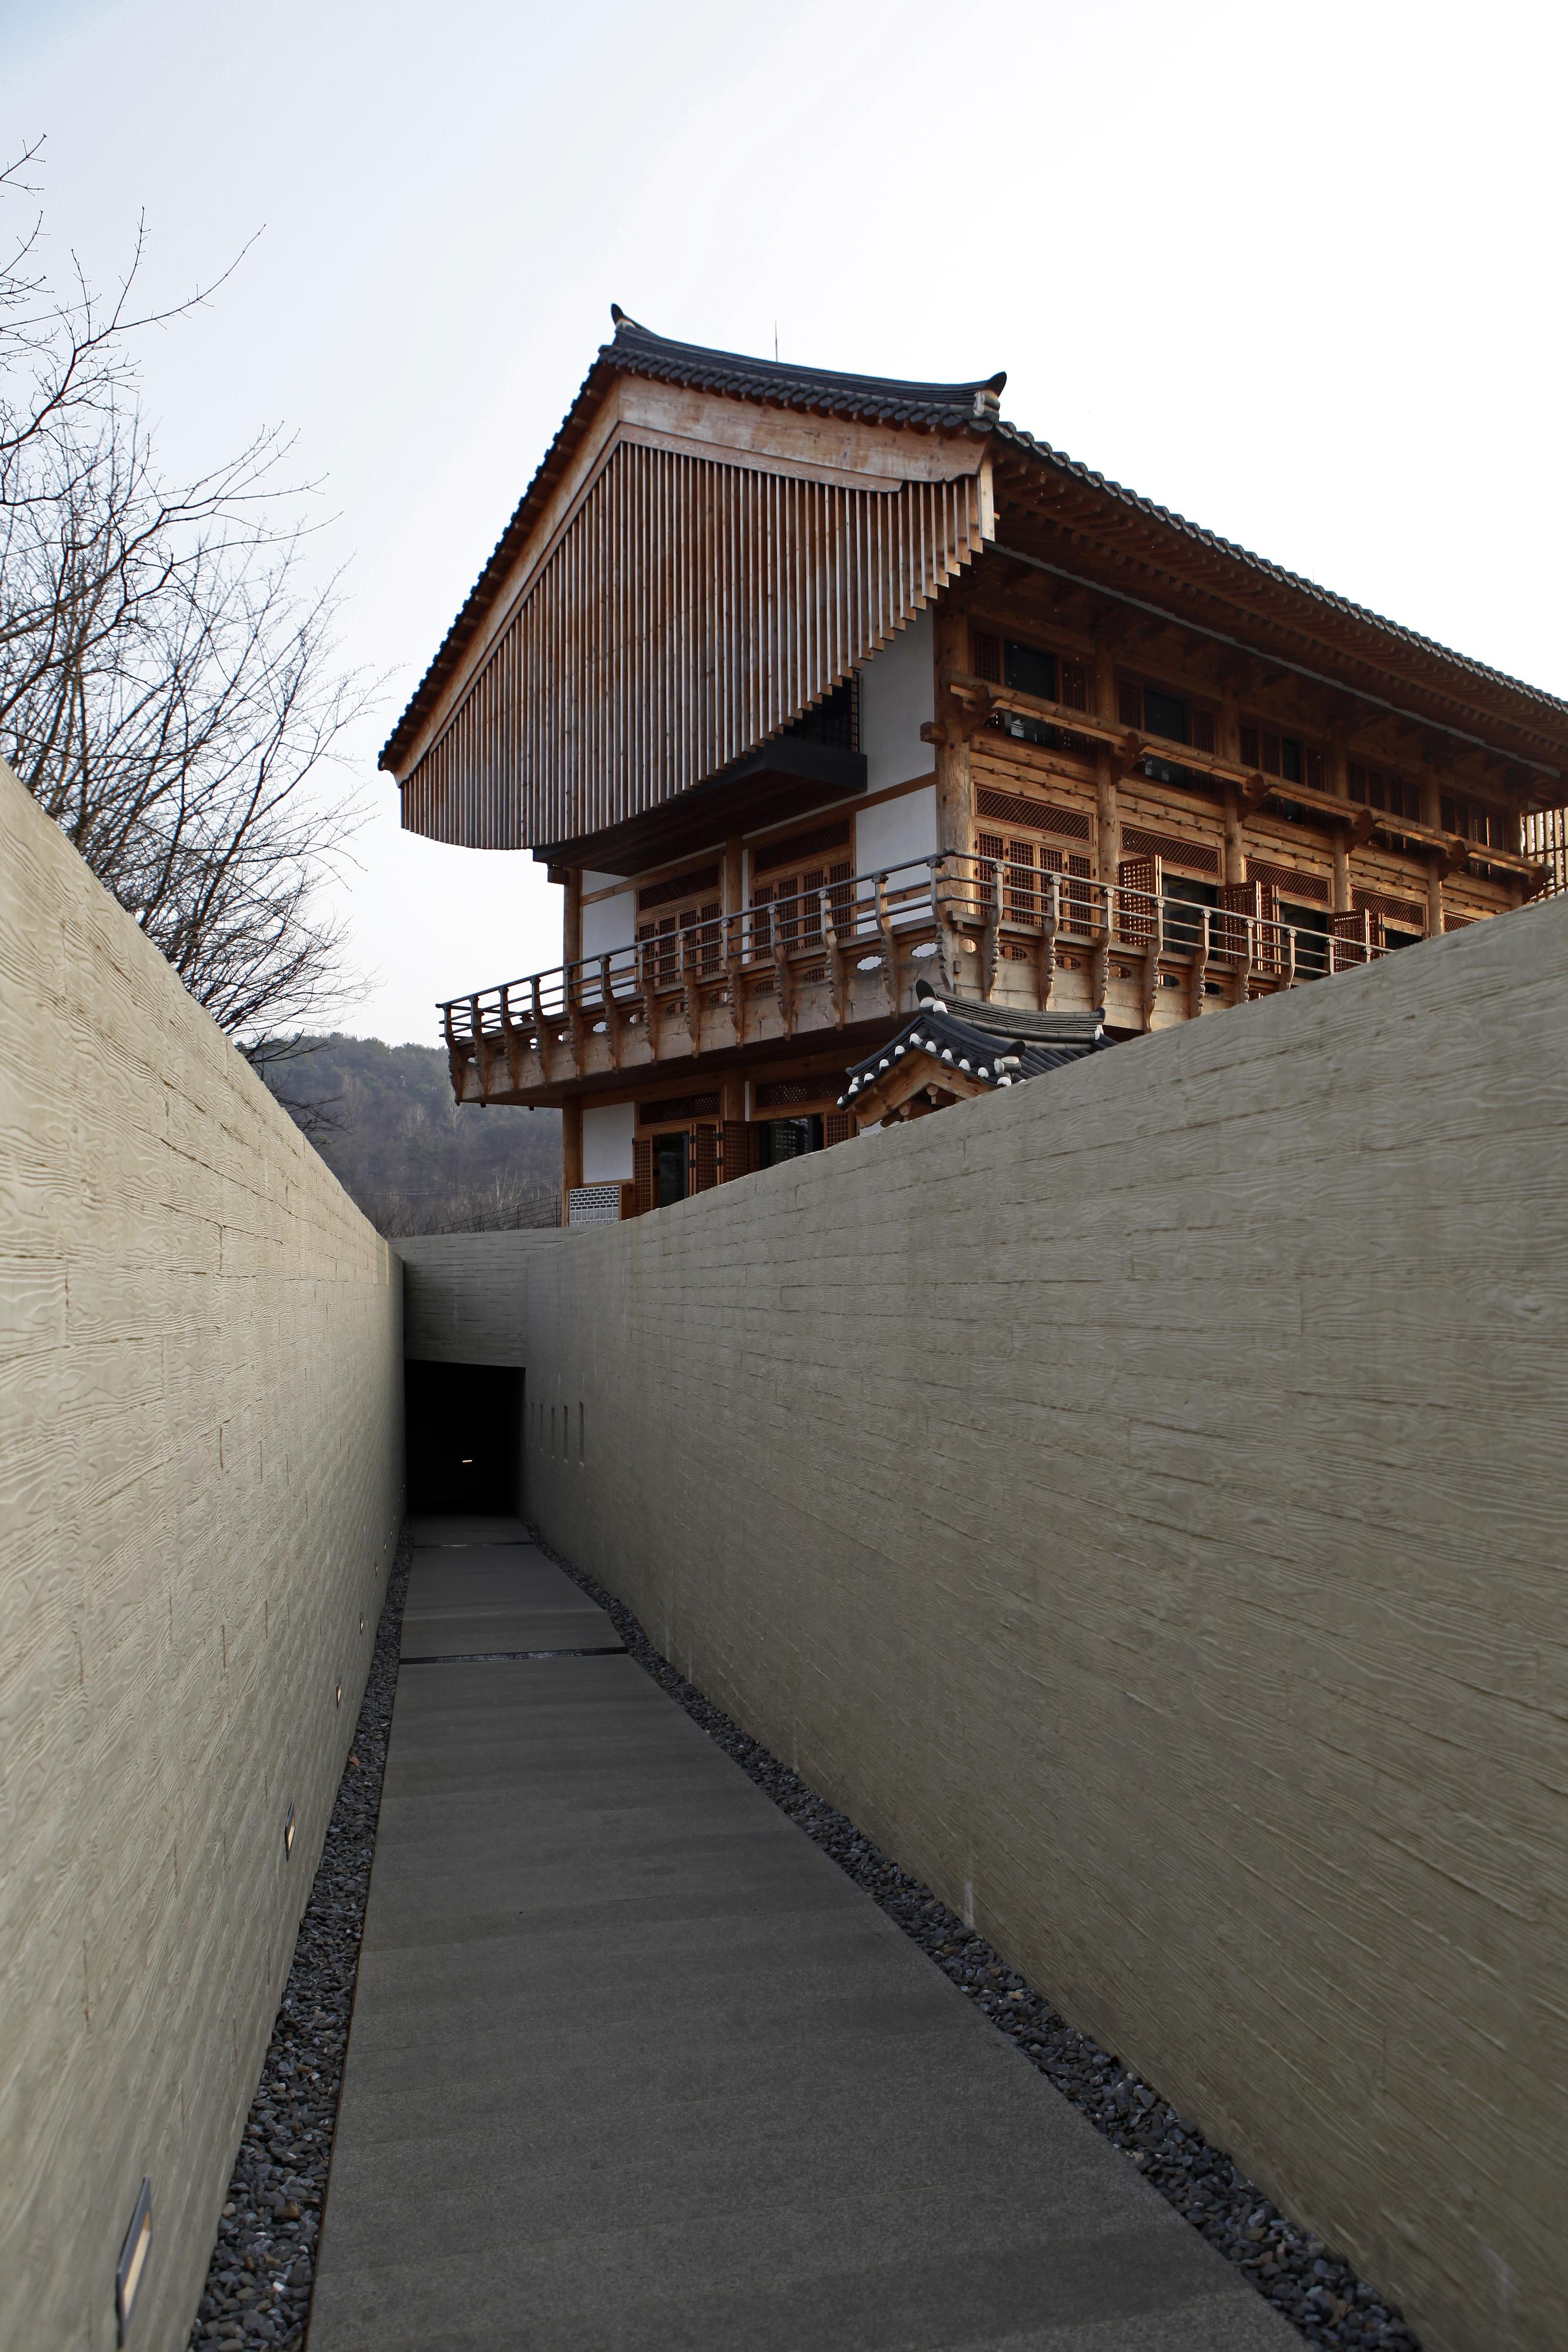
[357,1171,563,1238]
[0,142,374,1040]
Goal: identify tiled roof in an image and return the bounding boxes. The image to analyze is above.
[606,309,1007,430]
[383,312,1568,779]
[840,988,1111,1108]
[994,422,1568,727]
[380,313,1005,773]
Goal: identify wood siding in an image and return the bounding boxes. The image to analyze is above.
[399,437,988,850]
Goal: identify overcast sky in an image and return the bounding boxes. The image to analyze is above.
[9,0,1566,1043]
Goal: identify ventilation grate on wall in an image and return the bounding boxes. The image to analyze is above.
[637,1093,721,1126]
[1249,859,1329,904]
[1125,827,1219,875]
[974,787,1091,841]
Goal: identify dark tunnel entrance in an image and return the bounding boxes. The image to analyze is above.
[404,1361,522,1514]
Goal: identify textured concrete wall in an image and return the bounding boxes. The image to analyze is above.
[0,761,403,2352]
[398,1228,563,1365]
[426,897,1568,2352]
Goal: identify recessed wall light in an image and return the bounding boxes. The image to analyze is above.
[283,1806,296,1859]
[116,2177,152,2344]
[359,1615,365,1633]
[334,1681,343,1708]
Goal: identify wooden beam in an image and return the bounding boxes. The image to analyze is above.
[932,604,977,858]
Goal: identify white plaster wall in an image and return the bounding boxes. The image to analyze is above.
[0,760,403,2352]
[857,605,934,794]
[855,784,938,876]
[581,890,637,959]
[581,1100,636,1182]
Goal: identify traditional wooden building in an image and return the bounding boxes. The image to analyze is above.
[380,309,1568,1218]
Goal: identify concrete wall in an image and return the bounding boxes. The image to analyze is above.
[0,761,403,2352]
[427,898,1568,2352]
[398,1228,563,1365]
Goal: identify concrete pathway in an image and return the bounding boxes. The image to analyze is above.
[308,1521,1293,2351]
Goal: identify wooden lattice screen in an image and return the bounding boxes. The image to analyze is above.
[399,437,988,850]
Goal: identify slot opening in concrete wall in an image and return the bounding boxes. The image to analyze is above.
[405,1361,523,1514]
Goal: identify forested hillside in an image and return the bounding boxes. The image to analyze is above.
[265,1035,560,1233]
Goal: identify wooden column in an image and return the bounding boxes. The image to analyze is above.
[932,599,974,858]
[560,1100,583,1226]
[1427,857,1445,936]
[562,867,583,966]
[1327,741,1352,913]
[1095,751,1120,884]
[1094,640,1120,884]
[1219,673,1245,884]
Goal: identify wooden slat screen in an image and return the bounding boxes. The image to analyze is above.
[399,438,988,850]
[1124,826,1219,874]
[1354,887,1425,930]
[1248,859,1328,903]
[631,1137,654,1217]
[974,786,1091,840]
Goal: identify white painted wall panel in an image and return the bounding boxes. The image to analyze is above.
[581,1101,636,1182]
[857,607,934,795]
[581,891,637,960]
[855,785,938,878]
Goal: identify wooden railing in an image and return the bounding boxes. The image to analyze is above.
[437,852,1396,1101]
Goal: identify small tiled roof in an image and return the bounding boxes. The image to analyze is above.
[840,987,1112,1108]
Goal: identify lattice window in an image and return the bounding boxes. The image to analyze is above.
[971,632,1092,751]
[1353,888,1424,931]
[637,899,722,987]
[1241,724,1325,791]
[975,785,1091,841]
[1248,859,1329,904]
[751,860,854,957]
[755,1079,835,1110]
[1440,790,1511,851]
[1349,765,1423,824]
[784,676,858,753]
[637,1093,720,1127]
[1121,681,1217,755]
[1125,826,1219,875]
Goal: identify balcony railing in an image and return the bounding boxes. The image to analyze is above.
[439,852,1395,1104]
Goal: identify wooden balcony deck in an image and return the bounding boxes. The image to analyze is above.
[440,856,1404,1107]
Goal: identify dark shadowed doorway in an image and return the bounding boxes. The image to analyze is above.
[404,1361,522,1514]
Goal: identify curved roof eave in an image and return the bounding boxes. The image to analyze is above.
[994,422,1568,737]
[379,312,1005,774]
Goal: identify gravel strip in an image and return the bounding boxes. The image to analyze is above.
[531,1525,1421,2352]
[186,1529,413,2352]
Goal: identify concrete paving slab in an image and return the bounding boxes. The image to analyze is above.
[400,1547,622,1661]
[311,1565,1295,2352]
[407,1513,531,1546]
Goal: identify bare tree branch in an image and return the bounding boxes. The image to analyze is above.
[0,141,377,1040]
